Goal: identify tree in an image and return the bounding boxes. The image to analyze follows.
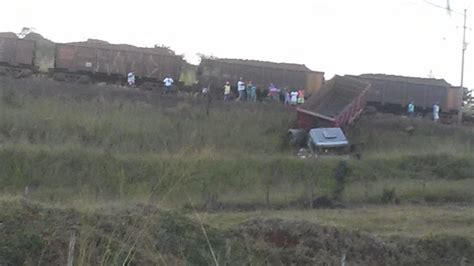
[17,27,35,38]
[463,87,472,103]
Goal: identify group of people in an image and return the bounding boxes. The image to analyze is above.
[127,72,174,93]
[284,90,305,105]
[234,78,257,102]
[407,101,440,122]
[222,78,305,105]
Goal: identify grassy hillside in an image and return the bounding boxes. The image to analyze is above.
[1,199,473,265]
[1,76,474,208]
[1,76,474,264]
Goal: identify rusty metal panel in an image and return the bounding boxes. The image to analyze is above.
[55,44,95,72]
[445,87,462,112]
[92,47,182,80]
[298,76,370,128]
[306,72,324,95]
[142,53,159,79]
[15,39,35,66]
[95,48,128,75]
[0,37,34,67]
[75,46,96,72]
[143,53,181,80]
[199,59,311,90]
[124,51,143,76]
[55,44,75,69]
[0,37,17,65]
[377,80,407,105]
[356,74,456,112]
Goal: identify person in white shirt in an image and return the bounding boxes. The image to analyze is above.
[237,78,246,101]
[127,72,135,87]
[290,90,298,105]
[163,76,174,94]
[433,102,440,122]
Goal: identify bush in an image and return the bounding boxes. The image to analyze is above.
[381,188,399,204]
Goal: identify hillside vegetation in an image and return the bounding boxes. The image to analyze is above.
[1,76,474,265]
[1,77,473,208]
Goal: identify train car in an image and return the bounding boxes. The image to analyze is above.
[296,75,370,129]
[352,74,463,118]
[54,39,184,86]
[0,34,35,77]
[197,58,324,95]
[23,33,56,73]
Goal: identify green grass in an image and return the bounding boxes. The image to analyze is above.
[1,76,474,208]
[200,205,474,241]
[2,76,474,265]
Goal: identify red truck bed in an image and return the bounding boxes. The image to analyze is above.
[296,75,370,128]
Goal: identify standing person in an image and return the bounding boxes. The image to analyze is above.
[297,90,305,105]
[407,101,415,117]
[290,90,298,105]
[250,82,257,102]
[127,72,135,87]
[284,90,291,105]
[202,86,209,96]
[268,83,280,101]
[432,102,440,122]
[246,81,253,101]
[223,81,231,100]
[237,78,246,101]
[163,75,174,94]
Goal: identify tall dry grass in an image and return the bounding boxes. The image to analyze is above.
[1,76,473,208]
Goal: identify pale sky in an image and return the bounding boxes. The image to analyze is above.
[1,0,472,88]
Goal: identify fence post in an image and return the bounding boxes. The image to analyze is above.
[67,230,77,266]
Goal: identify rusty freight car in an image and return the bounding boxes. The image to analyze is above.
[352,74,463,118]
[0,34,35,77]
[297,75,370,129]
[197,58,324,95]
[54,39,184,86]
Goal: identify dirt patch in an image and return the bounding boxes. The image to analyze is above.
[236,218,474,265]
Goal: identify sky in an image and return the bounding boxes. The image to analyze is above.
[1,0,472,88]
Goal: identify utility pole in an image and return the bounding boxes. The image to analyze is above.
[458,9,467,123]
[424,1,468,123]
[460,8,467,91]
[461,9,467,88]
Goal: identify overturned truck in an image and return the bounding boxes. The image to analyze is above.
[290,75,370,155]
[297,75,370,129]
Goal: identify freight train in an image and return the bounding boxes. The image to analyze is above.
[0,32,183,89]
[197,58,325,95]
[349,74,463,121]
[0,32,324,95]
[0,32,464,120]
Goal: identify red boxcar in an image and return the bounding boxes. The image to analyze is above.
[297,75,370,129]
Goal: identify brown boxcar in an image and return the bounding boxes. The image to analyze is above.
[55,39,183,82]
[0,36,35,68]
[297,75,370,129]
[352,74,462,114]
[197,58,324,94]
